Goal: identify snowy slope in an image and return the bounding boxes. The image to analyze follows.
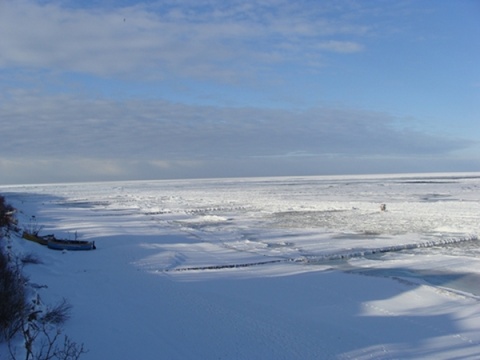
[1,173,480,359]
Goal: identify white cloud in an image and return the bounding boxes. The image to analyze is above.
[0,86,475,184]
[0,0,369,81]
[0,91,469,161]
[316,40,364,53]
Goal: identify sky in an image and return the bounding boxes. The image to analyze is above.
[0,0,479,185]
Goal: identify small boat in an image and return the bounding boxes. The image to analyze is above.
[47,238,96,251]
[22,231,96,250]
[22,231,49,246]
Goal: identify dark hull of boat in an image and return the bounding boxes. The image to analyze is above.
[47,240,96,251]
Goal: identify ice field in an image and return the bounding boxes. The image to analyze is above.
[2,173,480,359]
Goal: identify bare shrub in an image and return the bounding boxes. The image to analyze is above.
[46,335,88,360]
[42,299,72,325]
[4,284,88,360]
[0,249,28,341]
[21,252,43,265]
[0,195,87,359]
[24,216,44,237]
[0,195,15,228]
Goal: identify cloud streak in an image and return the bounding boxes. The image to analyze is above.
[0,91,469,165]
[0,0,367,81]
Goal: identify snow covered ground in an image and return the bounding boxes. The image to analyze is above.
[1,173,480,359]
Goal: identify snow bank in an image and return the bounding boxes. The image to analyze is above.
[1,173,480,359]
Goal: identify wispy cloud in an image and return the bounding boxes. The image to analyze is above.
[316,41,364,53]
[0,91,468,161]
[0,0,367,81]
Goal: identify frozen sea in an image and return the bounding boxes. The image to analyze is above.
[4,173,480,285]
[2,172,480,359]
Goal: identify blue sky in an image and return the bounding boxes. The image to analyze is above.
[0,0,479,184]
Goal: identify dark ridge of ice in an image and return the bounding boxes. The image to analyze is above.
[166,235,478,273]
[300,235,478,263]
